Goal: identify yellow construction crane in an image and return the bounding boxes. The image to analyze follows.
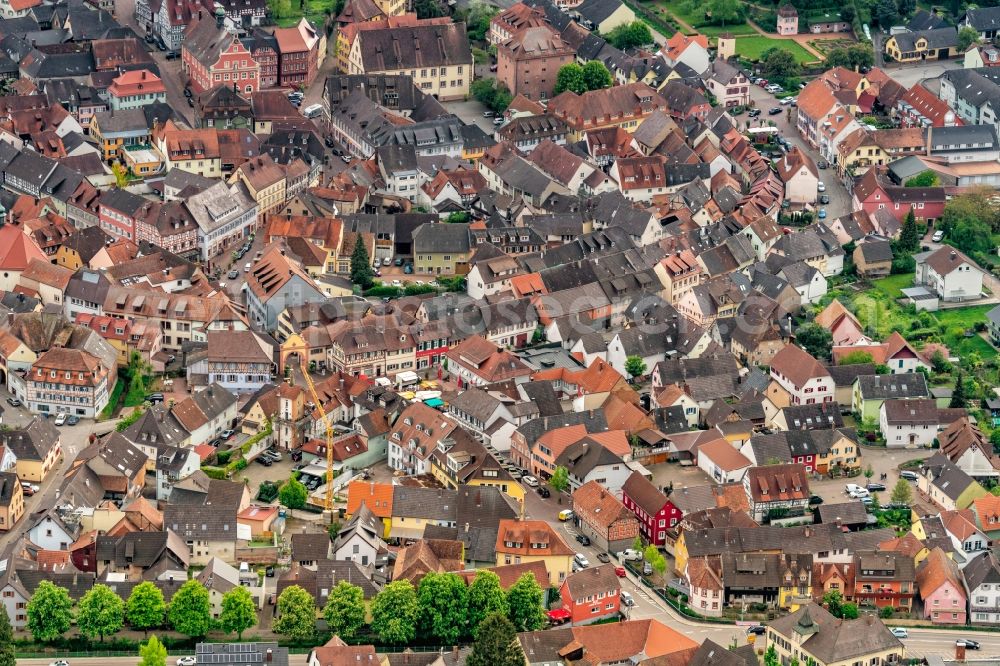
[299,360,335,515]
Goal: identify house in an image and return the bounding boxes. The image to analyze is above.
[497,25,574,102]
[445,336,531,388]
[291,533,330,569]
[853,552,915,611]
[962,6,1000,40]
[916,547,967,624]
[879,399,939,448]
[964,551,1000,624]
[853,373,930,421]
[571,480,641,554]
[705,58,749,108]
[96,530,190,579]
[186,331,275,394]
[575,0,635,32]
[26,347,117,419]
[885,27,958,63]
[412,223,472,275]
[764,604,904,666]
[919,454,989,511]
[939,417,998,480]
[554,437,631,494]
[854,240,893,277]
[386,402,458,476]
[558,564,621,625]
[743,463,810,523]
[769,344,834,406]
[621,470,680,547]
[245,245,327,332]
[194,644,288,666]
[915,245,984,302]
[548,83,668,140]
[333,503,385,566]
[0,472,23,532]
[197,557,264,617]
[660,32,709,75]
[697,437,752,483]
[897,84,960,128]
[164,477,250,565]
[182,14,260,95]
[274,19,321,89]
[108,70,167,110]
[495,518,574,586]
[777,3,798,34]
[348,23,472,101]
[775,147,818,204]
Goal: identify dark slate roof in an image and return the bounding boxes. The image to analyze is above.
[859,239,893,263]
[855,373,929,400]
[357,22,471,72]
[412,222,470,254]
[576,0,628,25]
[892,26,957,53]
[908,9,946,30]
[964,6,1000,31]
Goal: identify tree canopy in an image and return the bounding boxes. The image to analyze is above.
[138,636,167,666]
[467,570,509,636]
[0,607,15,666]
[371,580,420,644]
[625,355,647,379]
[168,580,212,639]
[795,323,833,360]
[761,48,801,85]
[959,26,981,52]
[468,613,525,666]
[324,582,367,640]
[417,572,469,644]
[890,478,913,505]
[126,581,166,635]
[25,581,73,643]
[825,44,874,71]
[279,476,309,514]
[350,236,375,290]
[77,583,125,642]
[507,573,545,631]
[220,586,258,640]
[606,22,653,50]
[273,585,317,641]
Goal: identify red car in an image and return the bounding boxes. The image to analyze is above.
[615,566,627,578]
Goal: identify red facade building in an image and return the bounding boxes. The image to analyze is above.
[274,19,320,89]
[852,167,947,224]
[621,471,680,547]
[240,28,279,89]
[181,13,260,94]
[558,565,622,625]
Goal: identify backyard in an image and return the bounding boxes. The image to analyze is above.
[735,36,817,64]
[267,0,335,28]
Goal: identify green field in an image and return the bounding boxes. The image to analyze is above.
[699,24,757,37]
[735,36,817,64]
[872,273,914,299]
[268,0,334,28]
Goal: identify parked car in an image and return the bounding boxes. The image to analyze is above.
[817,181,826,192]
[642,561,653,576]
[147,393,164,403]
[522,475,539,487]
[391,279,402,287]
[932,230,944,242]
[818,160,828,169]
[809,495,824,505]
[50,661,71,666]
[558,509,574,521]
[177,658,197,666]
[183,88,192,98]
[615,566,627,577]
[483,111,494,117]
[6,397,20,407]
[394,257,405,267]
[620,591,635,607]
[768,107,782,115]
[54,413,67,426]
[818,208,827,220]
[256,456,272,466]
[67,415,79,426]
[956,640,980,650]
[403,264,414,274]
[900,470,919,481]
[819,194,830,205]
[890,628,908,639]
[263,450,282,462]
[845,483,864,494]
[596,553,610,563]
[618,548,642,561]
[265,566,275,577]
[866,482,886,491]
[537,486,550,498]
[576,534,591,546]
[221,429,235,440]
[165,51,180,60]
[21,482,38,496]
[228,269,239,279]
[849,488,870,498]
[747,625,766,635]
[574,553,590,568]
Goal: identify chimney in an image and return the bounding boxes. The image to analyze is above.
[926,125,932,158]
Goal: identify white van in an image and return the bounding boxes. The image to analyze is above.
[244,262,252,273]
[303,103,324,119]
[620,591,635,607]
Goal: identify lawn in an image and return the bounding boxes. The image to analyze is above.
[872,273,914,299]
[268,0,334,28]
[734,36,817,64]
[699,24,757,37]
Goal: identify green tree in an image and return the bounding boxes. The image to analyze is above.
[822,589,844,617]
[951,371,968,408]
[274,585,317,641]
[555,63,586,95]
[959,26,981,52]
[413,0,445,18]
[127,581,166,635]
[838,350,875,365]
[471,79,512,113]
[643,545,667,576]
[841,602,859,619]
[898,207,920,253]
[761,48,800,85]
[896,0,915,17]
[624,355,647,379]
[78,583,125,642]
[708,0,744,25]
[323,582,366,640]
[467,571,509,636]
[112,163,129,189]
[279,476,309,517]
[905,171,939,188]
[0,606,15,666]
[548,465,570,494]
[25,580,73,643]
[138,635,167,666]
[467,1,499,41]
[220,586,257,640]
[507,573,544,631]
[891,478,913,505]
[864,464,874,481]
[606,22,653,49]
[350,235,375,290]
[875,0,897,29]
[468,613,525,666]
[371,580,420,644]
[880,605,894,619]
[795,324,833,360]
[581,60,613,91]
[168,580,211,639]
[418,572,468,644]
